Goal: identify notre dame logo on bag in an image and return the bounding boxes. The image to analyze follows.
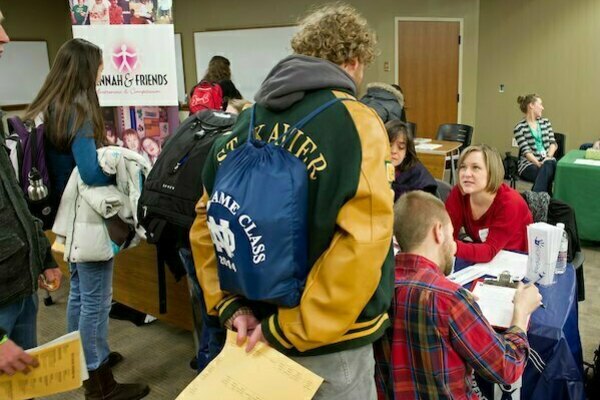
[205,100,350,306]
[207,216,237,271]
[207,190,268,277]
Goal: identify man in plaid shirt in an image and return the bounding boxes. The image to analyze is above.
[378,191,542,399]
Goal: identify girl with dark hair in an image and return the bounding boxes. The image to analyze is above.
[202,55,231,82]
[189,55,242,113]
[386,120,437,201]
[25,38,149,400]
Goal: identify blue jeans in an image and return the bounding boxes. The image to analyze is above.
[67,260,113,371]
[520,159,556,193]
[0,294,38,349]
[179,248,225,372]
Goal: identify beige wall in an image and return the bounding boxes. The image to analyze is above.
[1,1,479,127]
[1,0,71,65]
[1,0,480,127]
[6,0,599,156]
[476,0,600,154]
[174,0,480,126]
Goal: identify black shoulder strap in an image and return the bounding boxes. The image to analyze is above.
[29,123,38,171]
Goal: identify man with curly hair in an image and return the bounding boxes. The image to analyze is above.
[190,4,393,398]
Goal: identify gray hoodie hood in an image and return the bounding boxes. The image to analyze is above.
[254,54,357,111]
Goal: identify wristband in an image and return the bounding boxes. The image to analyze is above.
[0,334,8,346]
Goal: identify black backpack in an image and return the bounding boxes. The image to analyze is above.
[138,110,237,284]
[585,345,600,399]
[503,152,519,188]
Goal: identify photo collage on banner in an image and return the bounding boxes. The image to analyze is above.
[70,0,173,25]
[103,106,179,166]
[69,0,178,167]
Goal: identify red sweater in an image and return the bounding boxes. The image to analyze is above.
[445,183,533,263]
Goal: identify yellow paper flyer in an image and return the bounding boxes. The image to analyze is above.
[0,332,84,400]
[177,330,323,400]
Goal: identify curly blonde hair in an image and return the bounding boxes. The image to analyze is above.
[291,3,377,66]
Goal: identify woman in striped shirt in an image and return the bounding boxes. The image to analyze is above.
[513,94,557,193]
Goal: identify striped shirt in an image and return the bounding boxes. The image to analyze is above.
[513,118,556,174]
[376,253,530,399]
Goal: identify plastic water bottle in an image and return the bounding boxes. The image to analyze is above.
[555,223,568,274]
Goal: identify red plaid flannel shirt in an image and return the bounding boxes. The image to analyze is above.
[375,253,530,399]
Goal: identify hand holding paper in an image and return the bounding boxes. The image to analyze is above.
[0,332,86,400]
[0,340,39,376]
[472,282,541,331]
[231,313,260,347]
[176,330,323,400]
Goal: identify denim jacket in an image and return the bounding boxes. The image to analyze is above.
[0,137,56,307]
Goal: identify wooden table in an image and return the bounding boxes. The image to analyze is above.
[46,233,194,331]
[415,140,462,181]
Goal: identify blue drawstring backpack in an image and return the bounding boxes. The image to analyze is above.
[206,98,345,307]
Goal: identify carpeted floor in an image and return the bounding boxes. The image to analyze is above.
[35,195,600,400]
[578,244,600,371]
[37,284,197,400]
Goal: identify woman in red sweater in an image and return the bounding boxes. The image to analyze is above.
[445,144,533,263]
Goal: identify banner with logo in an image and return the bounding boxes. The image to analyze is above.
[67,0,178,166]
[73,25,177,106]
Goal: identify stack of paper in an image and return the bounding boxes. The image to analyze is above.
[414,138,432,144]
[476,250,528,279]
[584,148,600,160]
[447,265,488,285]
[472,282,517,328]
[176,330,323,400]
[415,143,442,151]
[447,250,528,285]
[526,223,563,286]
[0,332,87,400]
[574,158,600,167]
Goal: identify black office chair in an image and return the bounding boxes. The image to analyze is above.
[406,121,417,138]
[503,152,519,189]
[553,132,566,161]
[436,124,474,150]
[435,179,452,203]
[436,124,474,183]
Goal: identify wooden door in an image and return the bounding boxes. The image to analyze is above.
[397,21,460,138]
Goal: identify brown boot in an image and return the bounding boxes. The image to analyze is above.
[83,362,150,400]
[107,352,124,369]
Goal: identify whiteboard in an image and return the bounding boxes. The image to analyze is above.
[0,41,50,106]
[174,33,186,104]
[194,26,297,101]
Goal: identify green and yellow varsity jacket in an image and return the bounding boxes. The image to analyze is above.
[190,55,394,356]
